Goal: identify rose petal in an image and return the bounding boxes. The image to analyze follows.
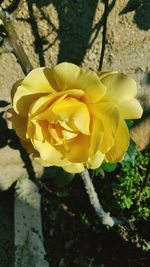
[90,102,120,154]
[101,73,143,119]
[13,67,58,116]
[22,67,57,93]
[117,98,143,119]
[53,62,106,102]
[63,163,85,173]
[65,134,90,163]
[33,139,69,167]
[106,119,129,162]
[86,151,105,169]
[89,116,104,156]
[52,97,90,135]
[29,89,84,116]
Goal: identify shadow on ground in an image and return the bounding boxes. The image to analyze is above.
[0,101,36,180]
[3,0,116,69]
[120,0,150,30]
[0,186,14,267]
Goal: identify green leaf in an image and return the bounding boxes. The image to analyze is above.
[54,168,75,187]
[126,120,134,129]
[101,162,117,172]
[123,139,137,166]
[44,166,75,187]
[124,197,133,209]
[94,166,102,176]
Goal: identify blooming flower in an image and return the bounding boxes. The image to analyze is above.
[11,62,143,173]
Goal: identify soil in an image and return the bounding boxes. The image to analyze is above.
[41,173,150,267]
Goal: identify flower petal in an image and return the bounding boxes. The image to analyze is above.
[33,139,69,167]
[101,73,143,119]
[63,163,84,173]
[53,62,106,102]
[65,134,90,163]
[13,67,58,116]
[90,102,120,153]
[97,70,118,80]
[29,89,84,116]
[52,97,90,135]
[13,86,43,117]
[22,67,57,93]
[89,116,104,156]
[102,73,137,101]
[106,119,129,162]
[117,98,143,119]
[86,151,105,169]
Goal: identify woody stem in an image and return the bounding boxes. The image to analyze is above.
[80,168,122,226]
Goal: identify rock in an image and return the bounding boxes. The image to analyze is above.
[130,117,150,151]
[15,178,49,267]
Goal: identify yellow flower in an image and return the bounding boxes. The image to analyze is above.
[11,63,143,173]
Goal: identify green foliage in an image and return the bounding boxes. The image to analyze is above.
[112,150,150,220]
[44,166,75,188]
[101,162,117,172]
[123,139,137,166]
[126,119,134,129]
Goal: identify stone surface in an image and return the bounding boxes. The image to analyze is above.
[15,178,49,267]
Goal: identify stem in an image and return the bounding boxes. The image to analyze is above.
[99,0,109,71]
[0,8,32,75]
[80,169,122,226]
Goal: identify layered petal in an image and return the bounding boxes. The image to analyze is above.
[89,102,120,153]
[51,97,90,135]
[86,151,105,169]
[53,62,106,102]
[21,67,57,93]
[29,89,84,116]
[33,138,69,167]
[89,116,104,156]
[101,73,143,119]
[106,119,129,162]
[65,134,90,163]
[63,163,85,173]
[13,67,58,116]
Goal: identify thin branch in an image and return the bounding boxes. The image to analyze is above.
[80,169,122,227]
[99,0,109,71]
[0,8,32,75]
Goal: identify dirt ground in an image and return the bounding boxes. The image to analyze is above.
[0,0,150,266]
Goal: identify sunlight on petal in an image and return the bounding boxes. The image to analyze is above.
[22,67,57,93]
[53,62,106,102]
[63,163,85,173]
[118,98,143,119]
[29,89,84,116]
[101,73,137,102]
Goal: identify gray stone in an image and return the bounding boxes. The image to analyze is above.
[15,178,49,267]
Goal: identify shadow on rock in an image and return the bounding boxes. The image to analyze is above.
[120,0,150,31]
[0,100,36,181]
[3,0,116,69]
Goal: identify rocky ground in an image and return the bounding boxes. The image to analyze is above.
[0,0,150,266]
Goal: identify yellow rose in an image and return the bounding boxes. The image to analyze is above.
[11,62,143,173]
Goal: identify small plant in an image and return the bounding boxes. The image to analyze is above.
[113,149,150,221]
